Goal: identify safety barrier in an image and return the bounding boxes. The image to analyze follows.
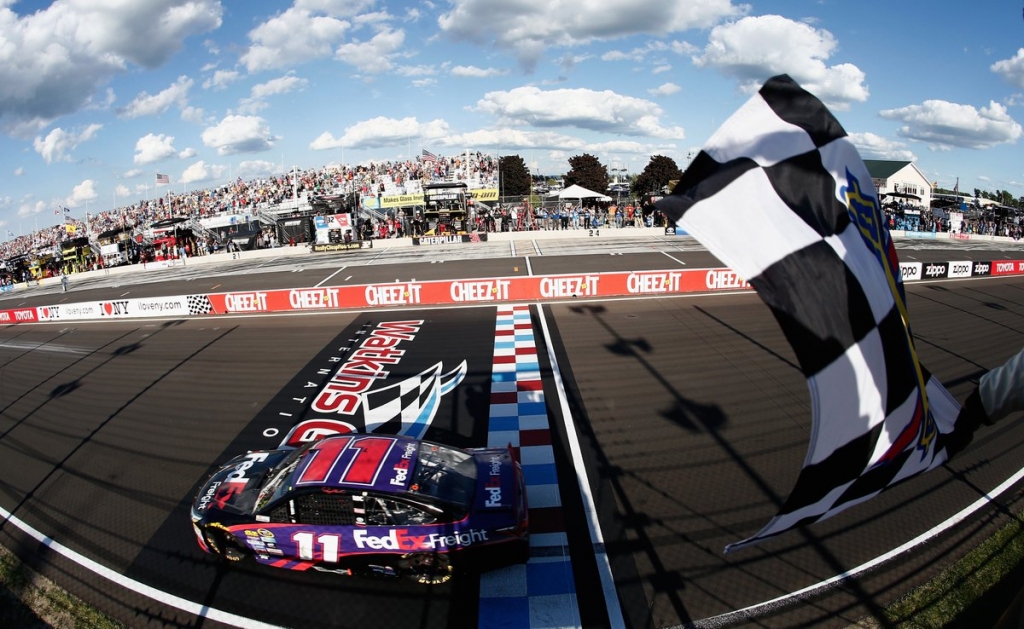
[3,258,1022,324]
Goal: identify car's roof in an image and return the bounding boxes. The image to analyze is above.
[287,434,422,495]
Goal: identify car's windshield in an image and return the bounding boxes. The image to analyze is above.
[254,442,315,512]
[411,442,477,508]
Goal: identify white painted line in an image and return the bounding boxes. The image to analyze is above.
[0,503,285,629]
[677,465,1024,629]
[536,305,627,629]
[509,240,516,257]
[661,251,686,266]
[525,255,533,276]
[315,266,347,288]
[532,239,542,256]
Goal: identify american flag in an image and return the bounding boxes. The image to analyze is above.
[421,149,438,163]
[156,173,170,184]
[657,75,961,553]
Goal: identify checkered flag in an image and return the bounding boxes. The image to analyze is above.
[187,295,213,316]
[657,75,960,553]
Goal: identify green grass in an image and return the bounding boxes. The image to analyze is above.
[872,512,1024,628]
[0,545,124,629]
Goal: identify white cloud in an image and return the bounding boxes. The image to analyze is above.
[648,83,681,97]
[879,100,1023,150]
[179,147,197,159]
[115,184,132,198]
[66,179,99,207]
[133,133,178,165]
[438,0,744,72]
[310,116,450,150]
[33,124,102,164]
[238,75,309,113]
[241,3,362,72]
[451,65,508,78]
[847,132,917,162]
[693,15,869,109]
[181,160,227,184]
[203,69,241,90]
[120,76,194,119]
[334,26,405,73]
[235,160,281,180]
[992,49,1024,89]
[13,167,23,177]
[202,115,277,155]
[181,106,206,124]
[122,168,143,178]
[473,86,685,139]
[17,200,48,218]
[0,2,221,127]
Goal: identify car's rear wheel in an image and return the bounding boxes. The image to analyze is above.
[397,552,453,585]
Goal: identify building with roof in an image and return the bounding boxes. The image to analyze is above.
[863,160,931,208]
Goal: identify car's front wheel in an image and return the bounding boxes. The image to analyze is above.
[397,552,453,585]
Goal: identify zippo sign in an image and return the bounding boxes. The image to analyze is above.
[899,262,922,282]
[947,261,973,279]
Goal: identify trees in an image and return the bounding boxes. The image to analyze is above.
[633,155,683,198]
[564,154,609,193]
[498,155,530,197]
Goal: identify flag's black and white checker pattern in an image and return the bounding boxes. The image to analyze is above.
[187,295,213,316]
[657,75,960,553]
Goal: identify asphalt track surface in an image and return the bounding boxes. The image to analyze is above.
[0,234,1023,629]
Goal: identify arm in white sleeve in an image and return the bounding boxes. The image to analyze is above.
[978,347,1024,424]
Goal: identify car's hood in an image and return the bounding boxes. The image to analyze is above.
[193,450,290,519]
[472,447,516,511]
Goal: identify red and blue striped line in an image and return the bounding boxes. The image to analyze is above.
[479,305,579,629]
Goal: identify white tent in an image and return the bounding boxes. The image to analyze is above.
[550,184,611,202]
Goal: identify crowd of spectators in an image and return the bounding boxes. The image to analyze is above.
[883,202,1022,240]
[3,155,1020,280]
[0,152,501,264]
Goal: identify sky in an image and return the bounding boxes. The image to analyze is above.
[3,0,1024,235]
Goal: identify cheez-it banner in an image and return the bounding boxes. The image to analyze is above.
[4,261,1023,323]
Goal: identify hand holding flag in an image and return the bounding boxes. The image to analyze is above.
[656,75,961,553]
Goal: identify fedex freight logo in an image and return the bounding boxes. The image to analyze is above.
[540,275,599,298]
[101,301,130,317]
[290,288,340,309]
[450,279,510,302]
[211,452,270,510]
[628,271,682,294]
[310,320,467,440]
[705,270,749,290]
[366,283,422,306]
[353,528,488,551]
[484,454,502,507]
[390,440,417,486]
[225,292,268,312]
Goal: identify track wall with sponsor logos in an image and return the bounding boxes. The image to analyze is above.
[6,260,1024,324]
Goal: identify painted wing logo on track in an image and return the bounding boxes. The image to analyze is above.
[361,360,468,439]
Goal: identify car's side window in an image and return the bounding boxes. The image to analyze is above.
[357,495,438,526]
[294,492,356,526]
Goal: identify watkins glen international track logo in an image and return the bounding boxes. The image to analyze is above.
[273,319,468,448]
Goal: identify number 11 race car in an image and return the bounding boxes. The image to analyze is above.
[191,434,528,584]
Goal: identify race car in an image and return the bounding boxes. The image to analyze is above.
[190,433,528,584]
